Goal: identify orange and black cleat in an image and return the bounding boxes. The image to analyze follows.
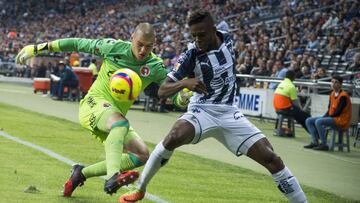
[119,187,145,203]
[104,170,139,195]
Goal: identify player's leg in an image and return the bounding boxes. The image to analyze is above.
[64,97,110,197]
[119,119,195,203]
[121,127,149,170]
[81,127,147,180]
[140,119,194,188]
[247,138,307,203]
[65,98,138,196]
[98,111,143,195]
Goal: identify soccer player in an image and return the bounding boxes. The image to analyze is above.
[120,11,307,203]
[16,23,168,197]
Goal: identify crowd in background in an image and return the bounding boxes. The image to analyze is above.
[0,0,359,84]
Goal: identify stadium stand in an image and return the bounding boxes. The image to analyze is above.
[0,0,359,99]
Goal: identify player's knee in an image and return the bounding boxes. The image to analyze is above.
[108,113,128,130]
[163,130,184,150]
[264,153,284,172]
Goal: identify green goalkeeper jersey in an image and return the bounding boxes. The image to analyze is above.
[56,38,167,115]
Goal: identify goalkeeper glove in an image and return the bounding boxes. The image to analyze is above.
[172,88,193,109]
[16,41,60,65]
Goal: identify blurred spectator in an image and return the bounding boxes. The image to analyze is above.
[348,52,360,72]
[51,60,79,101]
[349,52,360,80]
[269,60,287,89]
[251,58,271,76]
[216,20,230,32]
[311,67,327,80]
[237,56,253,74]
[143,82,167,113]
[35,62,47,78]
[306,33,319,50]
[307,55,317,74]
[321,11,339,30]
[300,66,311,79]
[163,58,174,72]
[325,36,340,55]
[289,60,303,79]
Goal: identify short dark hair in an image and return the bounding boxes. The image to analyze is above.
[285,69,296,81]
[188,10,214,26]
[332,75,343,83]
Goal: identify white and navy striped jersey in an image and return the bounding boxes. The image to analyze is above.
[168,31,237,106]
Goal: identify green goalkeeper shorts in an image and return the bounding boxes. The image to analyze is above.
[78,95,140,143]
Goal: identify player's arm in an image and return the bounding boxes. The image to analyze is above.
[158,49,207,99]
[16,38,115,65]
[158,77,207,99]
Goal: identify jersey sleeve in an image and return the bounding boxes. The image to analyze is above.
[167,49,196,81]
[289,85,298,100]
[55,38,118,57]
[153,62,168,84]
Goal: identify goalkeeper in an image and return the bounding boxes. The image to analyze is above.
[16,23,168,198]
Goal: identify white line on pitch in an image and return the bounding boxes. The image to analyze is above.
[0,131,169,203]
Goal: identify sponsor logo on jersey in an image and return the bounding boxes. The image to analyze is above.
[89,113,96,129]
[233,111,243,120]
[103,103,112,108]
[140,65,150,77]
[87,96,97,108]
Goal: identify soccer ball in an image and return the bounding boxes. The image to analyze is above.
[110,68,142,101]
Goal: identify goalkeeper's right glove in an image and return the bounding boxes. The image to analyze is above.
[172,88,193,109]
[16,41,60,65]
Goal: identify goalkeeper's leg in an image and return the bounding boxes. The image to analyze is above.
[75,108,148,195]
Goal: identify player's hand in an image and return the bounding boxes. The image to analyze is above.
[183,78,208,95]
[179,88,193,104]
[16,45,36,65]
[16,42,48,65]
[173,88,193,109]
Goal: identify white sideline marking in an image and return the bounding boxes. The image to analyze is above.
[0,89,31,94]
[0,131,169,203]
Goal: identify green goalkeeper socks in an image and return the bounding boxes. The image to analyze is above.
[82,153,143,179]
[105,121,129,180]
[82,161,107,178]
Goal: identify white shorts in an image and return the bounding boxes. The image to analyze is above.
[179,104,264,156]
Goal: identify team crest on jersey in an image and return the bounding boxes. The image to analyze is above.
[140,65,150,77]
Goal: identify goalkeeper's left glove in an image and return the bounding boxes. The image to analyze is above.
[16,41,59,65]
[172,88,193,109]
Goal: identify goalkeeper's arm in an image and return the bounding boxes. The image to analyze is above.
[16,41,57,64]
[16,38,107,65]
